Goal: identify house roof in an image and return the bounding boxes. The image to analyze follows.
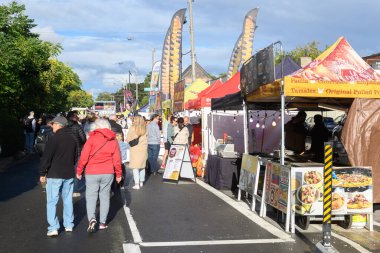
[182,62,212,80]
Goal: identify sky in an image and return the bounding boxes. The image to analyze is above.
[5,0,380,98]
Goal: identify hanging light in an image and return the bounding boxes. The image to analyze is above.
[261,123,265,129]
[249,115,253,123]
[233,116,236,122]
[256,121,260,128]
[272,119,277,127]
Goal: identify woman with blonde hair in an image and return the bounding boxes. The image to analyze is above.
[126,115,148,189]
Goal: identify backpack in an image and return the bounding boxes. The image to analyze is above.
[24,117,34,133]
[35,127,52,155]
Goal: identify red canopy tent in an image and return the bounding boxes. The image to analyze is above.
[187,72,240,110]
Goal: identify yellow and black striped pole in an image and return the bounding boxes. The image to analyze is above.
[323,142,333,247]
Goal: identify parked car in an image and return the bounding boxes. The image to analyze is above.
[305,116,336,133]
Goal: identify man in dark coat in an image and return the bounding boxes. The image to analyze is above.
[40,116,77,237]
[67,111,86,197]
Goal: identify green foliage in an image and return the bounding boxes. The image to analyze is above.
[0,2,88,155]
[96,92,113,101]
[275,41,324,65]
[67,90,94,108]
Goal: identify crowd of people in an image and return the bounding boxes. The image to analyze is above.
[28,110,193,237]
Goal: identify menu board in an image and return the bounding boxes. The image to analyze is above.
[291,167,324,216]
[239,155,259,195]
[332,167,373,215]
[291,166,373,216]
[264,162,289,213]
[163,145,186,181]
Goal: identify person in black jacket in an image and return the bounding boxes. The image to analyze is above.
[40,116,77,237]
[67,111,86,197]
[109,114,124,139]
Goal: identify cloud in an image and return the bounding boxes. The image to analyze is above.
[31,26,64,43]
[4,0,379,98]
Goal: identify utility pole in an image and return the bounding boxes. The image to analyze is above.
[152,48,155,71]
[189,0,196,82]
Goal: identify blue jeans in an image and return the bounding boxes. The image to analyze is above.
[25,132,34,152]
[132,168,145,185]
[148,144,160,173]
[85,174,114,224]
[46,178,74,232]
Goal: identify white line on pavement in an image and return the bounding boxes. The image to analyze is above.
[374,221,380,227]
[310,224,372,253]
[196,180,293,242]
[123,243,142,253]
[120,188,142,244]
[139,238,289,247]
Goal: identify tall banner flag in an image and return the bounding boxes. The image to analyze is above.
[161,28,171,97]
[160,8,186,101]
[227,8,259,79]
[169,9,186,100]
[149,61,161,112]
[227,34,243,80]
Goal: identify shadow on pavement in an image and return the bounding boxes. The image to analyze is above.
[0,154,40,202]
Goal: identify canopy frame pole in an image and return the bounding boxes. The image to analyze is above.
[273,40,285,166]
[243,100,249,154]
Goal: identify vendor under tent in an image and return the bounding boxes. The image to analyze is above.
[244,37,380,233]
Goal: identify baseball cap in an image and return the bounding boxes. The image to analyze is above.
[52,116,68,126]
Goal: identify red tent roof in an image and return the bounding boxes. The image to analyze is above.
[206,71,240,99]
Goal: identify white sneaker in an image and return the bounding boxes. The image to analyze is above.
[132,184,140,190]
[47,230,58,237]
[139,182,143,187]
[65,227,73,232]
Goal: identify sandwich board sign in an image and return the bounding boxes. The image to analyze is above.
[162,144,196,183]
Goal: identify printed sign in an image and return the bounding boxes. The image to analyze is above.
[291,166,373,216]
[264,162,289,213]
[239,155,259,194]
[163,144,195,183]
[173,79,185,112]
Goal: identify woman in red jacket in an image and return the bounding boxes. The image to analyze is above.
[76,119,122,232]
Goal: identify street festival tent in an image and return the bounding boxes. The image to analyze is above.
[210,57,300,154]
[186,73,241,156]
[184,79,209,104]
[245,36,380,201]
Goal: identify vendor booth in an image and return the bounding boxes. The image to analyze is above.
[243,37,380,233]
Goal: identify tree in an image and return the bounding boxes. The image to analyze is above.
[96,92,113,101]
[0,2,61,116]
[41,59,82,112]
[67,90,94,108]
[275,41,324,65]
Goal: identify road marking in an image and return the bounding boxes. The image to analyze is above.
[139,238,290,247]
[310,224,371,253]
[374,221,380,227]
[123,243,141,253]
[196,180,293,242]
[120,188,142,243]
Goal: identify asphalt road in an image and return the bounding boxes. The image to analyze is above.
[0,154,369,253]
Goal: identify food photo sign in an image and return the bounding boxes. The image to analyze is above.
[264,162,290,213]
[290,166,373,216]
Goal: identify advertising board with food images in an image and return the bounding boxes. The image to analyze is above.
[332,167,372,215]
[162,144,195,183]
[291,167,324,216]
[264,162,290,213]
[291,166,373,216]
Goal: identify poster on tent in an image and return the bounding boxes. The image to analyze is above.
[248,44,275,93]
[239,154,260,195]
[264,161,289,213]
[173,79,185,112]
